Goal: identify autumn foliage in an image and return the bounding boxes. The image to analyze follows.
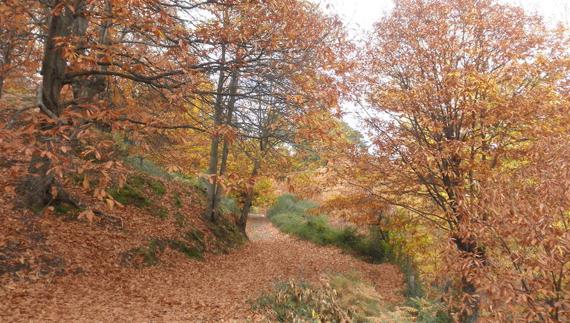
[1,0,569,321]
[333,0,570,321]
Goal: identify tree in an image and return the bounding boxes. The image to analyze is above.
[14,0,207,209]
[192,0,351,222]
[0,0,42,97]
[360,0,569,320]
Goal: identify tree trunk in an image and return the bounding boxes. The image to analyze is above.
[0,75,4,99]
[238,159,260,232]
[40,0,78,115]
[214,69,240,215]
[206,43,227,222]
[0,33,14,98]
[18,0,81,210]
[452,234,486,323]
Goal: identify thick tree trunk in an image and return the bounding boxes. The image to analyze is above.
[18,0,82,210]
[40,0,77,115]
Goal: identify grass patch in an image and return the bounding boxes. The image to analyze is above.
[267,195,393,263]
[53,202,77,215]
[108,175,166,208]
[168,239,203,259]
[254,280,353,322]
[171,172,209,194]
[108,175,156,207]
[108,184,150,207]
[219,196,240,216]
[128,175,166,196]
[184,229,205,245]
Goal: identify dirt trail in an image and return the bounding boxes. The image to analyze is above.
[1,214,403,322]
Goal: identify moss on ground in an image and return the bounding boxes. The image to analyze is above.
[121,236,204,267]
[108,174,168,208]
[108,184,150,207]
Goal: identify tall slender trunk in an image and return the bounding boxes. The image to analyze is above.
[206,43,227,221]
[214,69,240,212]
[94,0,112,101]
[0,41,12,98]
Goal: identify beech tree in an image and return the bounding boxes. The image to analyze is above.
[360,0,569,320]
[10,0,210,209]
[191,0,351,222]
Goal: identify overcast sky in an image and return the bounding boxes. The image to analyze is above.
[314,0,569,133]
[318,0,570,33]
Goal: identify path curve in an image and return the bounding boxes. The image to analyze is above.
[1,214,403,322]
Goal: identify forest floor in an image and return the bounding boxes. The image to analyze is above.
[1,213,403,322]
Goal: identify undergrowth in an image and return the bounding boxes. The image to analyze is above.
[266,194,451,322]
[254,273,421,322]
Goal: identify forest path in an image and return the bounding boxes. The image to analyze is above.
[2,214,403,322]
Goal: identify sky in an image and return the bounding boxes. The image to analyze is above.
[318,0,570,32]
[315,0,570,132]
